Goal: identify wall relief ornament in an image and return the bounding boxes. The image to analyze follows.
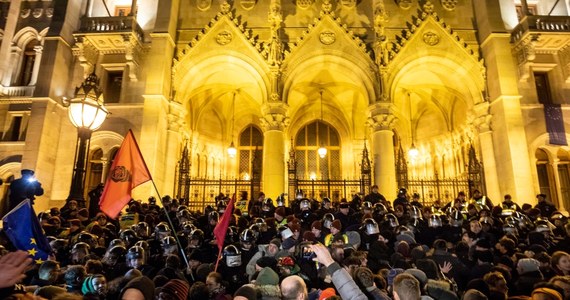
[197,0,212,11]
[240,0,257,10]
[297,0,314,10]
[216,31,233,45]
[422,31,440,46]
[32,8,43,18]
[341,0,357,8]
[396,0,413,10]
[46,8,53,18]
[320,31,336,45]
[440,0,458,11]
[20,8,31,18]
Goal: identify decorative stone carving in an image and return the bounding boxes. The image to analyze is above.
[297,0,314,10]
[266,0,283,66]
[221,1,231,14]
[341,0,357,8]
[441,0,458,11]
[261,104,289,132]
[216,31,233,45]
[396,0,413,10]
[422,31,440,46]
[73,40,99,78]
[423,1,435,13]
[20,9,31,18]
[197,0,212,11]
[514,34,538,82]
[125,35,143,81]
[319,31,336,45]
[46,8,53,18]
[367,114,396,131]
[240,0,257,10]
[559,45,570,83]
[322,0,332,12]
[32,8,43,18]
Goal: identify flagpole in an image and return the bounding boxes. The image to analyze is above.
[214,247,223,272]
[149,180,191,271]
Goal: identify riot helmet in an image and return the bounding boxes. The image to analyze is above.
[361,218,380,235]
[428,215,442,228]
[223,245,242,267]
[134,222,150,238]
[188,229,204,249]
[322,213,335,229]
[126,246,146,268]
[384,213,399,228]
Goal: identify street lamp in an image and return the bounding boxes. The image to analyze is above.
[64,72,109,206]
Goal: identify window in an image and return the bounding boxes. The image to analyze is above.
[534,73,553,104]
[86,149,103,196]
[114,6,131,16]
[16,39,38,86]
[239,126,263,180]
[557,164,570,209]
[295,121,341,180]
[515,4,537,20]
[536,149,553,200]
[104,70,123,103]
[2,115,27,142]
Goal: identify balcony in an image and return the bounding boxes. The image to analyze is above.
[0,86,35,98]
[76,16,144,43]
[511,15,570,44]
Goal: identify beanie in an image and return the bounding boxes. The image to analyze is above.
[319,288,337,300]
[387,268,404,286]
[311,221,322,230]
[275,207,286,218]
[81,275,98,295]
[256,256,277,269]
[270,238,281,249]
[405,268,428,286]
[256,267,279,285]
[331,220,342,231]
[119,276,155,300]
[518,258,540,274]
[160,279,189,300]
[234,284,258,300]
[303,231,316,242]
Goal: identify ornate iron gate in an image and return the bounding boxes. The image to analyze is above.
[174,143,261,212]
[396,143,485,207]
[287,142,371,202]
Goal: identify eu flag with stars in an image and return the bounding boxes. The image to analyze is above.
[2,199,51,264]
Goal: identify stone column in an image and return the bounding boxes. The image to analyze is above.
[260,103,289,199]
[163,102,186,197]
[550,159,566,211]
[368,112,397,201]
[28,45,43,86]
[474,113,501,202]
[0,0,22,86]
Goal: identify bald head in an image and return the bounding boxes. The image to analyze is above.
[281,275,308,300]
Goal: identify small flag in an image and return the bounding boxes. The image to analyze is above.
[545,103,568,145]
[213,196,235,252]
[2,199,52,264]
[99,130,152,219]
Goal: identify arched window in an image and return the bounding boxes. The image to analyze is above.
[16,39,39,86]
[535,148,552,199]
[557,149,570,210]
[239,126,263,180]
[295,121,340,180]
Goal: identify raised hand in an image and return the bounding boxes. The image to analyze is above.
[0,251,32,288]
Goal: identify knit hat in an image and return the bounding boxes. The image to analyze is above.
[282,237,297,250]
[234,284,258,300]
[331,220,342,231]
[387,268,404,285]
[275,207,286,218]
[319,288,337,300]
[160,279,189,300]
[396,233,416,245]
[311,221,322,230]
[256,256,277,269]
[256,267,279,285]
[81,275,104,295]
[518,258,540,274]
[303,231,316,242]
[498,255,514,269]
[270,238,282,249]
[405,268,428,286]
[532,287,563,300]
[119,276,155,300]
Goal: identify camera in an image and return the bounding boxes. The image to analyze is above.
[300,243,316,260]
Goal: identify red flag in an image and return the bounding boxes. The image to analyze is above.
[213,196,235,252]
[99,130,152,219]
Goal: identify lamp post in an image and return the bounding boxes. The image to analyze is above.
[64,72,109,206]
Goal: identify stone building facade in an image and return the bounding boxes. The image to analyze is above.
[0,0,568,213]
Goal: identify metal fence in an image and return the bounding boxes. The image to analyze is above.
[289,179,368,202]
[406,174,471,207]
[185,179,259,212]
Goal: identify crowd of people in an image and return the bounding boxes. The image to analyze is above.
[0,183,569,300]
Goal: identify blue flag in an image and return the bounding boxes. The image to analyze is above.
[2,199,51,264]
